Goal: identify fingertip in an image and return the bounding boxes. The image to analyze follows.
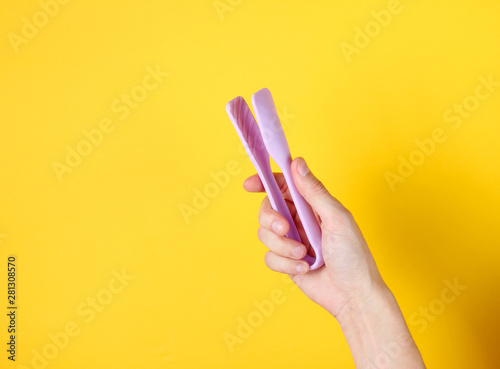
[242,175,256,191]
[292,157,310,177]
[259,198,290,235]
[242,174,263,192]
[281,218,290,236]
[295,261,309,274]
[271,219,289,236]
[291,245,306,259]
[291,156,302,169]
[263,250,311,275]
[242,177,252,191]
[291,157,300,174]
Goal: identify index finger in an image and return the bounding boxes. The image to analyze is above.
[243,172,292,200]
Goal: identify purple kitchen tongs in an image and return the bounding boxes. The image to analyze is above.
[226,88,324,270]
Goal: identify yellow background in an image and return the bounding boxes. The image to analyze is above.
[1,0,499,368]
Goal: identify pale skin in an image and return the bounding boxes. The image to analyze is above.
[243,157,426,369]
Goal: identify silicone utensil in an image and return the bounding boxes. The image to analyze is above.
[226,96,301,243]
[251,88,324,270]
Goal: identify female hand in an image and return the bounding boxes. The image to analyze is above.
[244,157,426,368]
[243,157,385,317]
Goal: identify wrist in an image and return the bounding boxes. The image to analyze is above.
[335,281,425,369]
[336,279,395,326]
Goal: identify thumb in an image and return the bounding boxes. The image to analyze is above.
[291,157,346,220]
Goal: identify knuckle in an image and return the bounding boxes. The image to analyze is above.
[258,208,272,227]
[257,209,267,226]
[310,178,328,195]
[338,207,357,228]
[321,202,354,228]
[264,251,273,267]
[321,207,358,241]
[257,211,264,225]
[257,226,265,242]
[343,207,354,220]
[278,179,289,195]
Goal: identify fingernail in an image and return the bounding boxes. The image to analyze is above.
[292,246,303,258]
[296,263,307,273]
[272,221,283,235]
[298,159,310,177]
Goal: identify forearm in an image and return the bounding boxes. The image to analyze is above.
[336,283,426,369]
